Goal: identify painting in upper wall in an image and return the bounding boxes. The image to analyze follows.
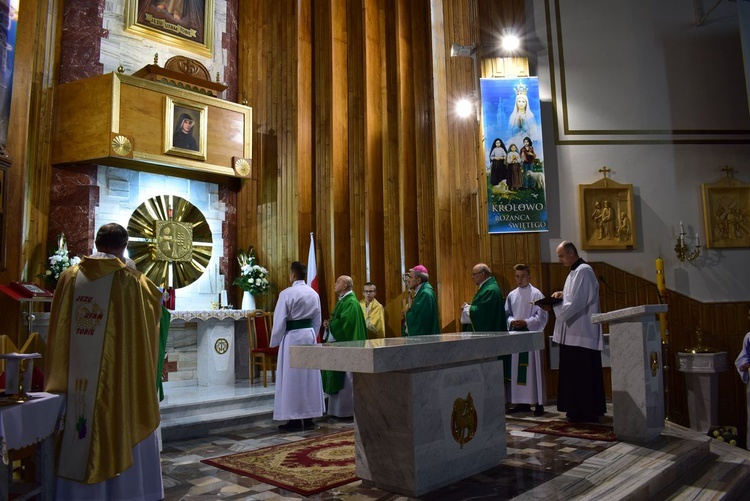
[0,0,18,155]
[480,77,548,234]
[126,0,214,57]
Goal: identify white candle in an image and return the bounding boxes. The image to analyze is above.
[680,221,685,234]
[696,233,701,246]
[221,290,228,306]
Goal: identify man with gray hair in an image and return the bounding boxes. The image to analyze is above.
[402,264,440,336]
[322,275,367,418]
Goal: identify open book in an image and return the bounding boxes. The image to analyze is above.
[533,296,562,306]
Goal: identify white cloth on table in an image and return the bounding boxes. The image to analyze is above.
[270,280,325,421]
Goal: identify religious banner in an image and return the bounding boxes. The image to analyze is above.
[480,77,548,234]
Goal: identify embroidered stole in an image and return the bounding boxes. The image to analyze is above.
[58,270,115,481]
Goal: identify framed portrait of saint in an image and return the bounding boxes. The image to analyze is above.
[125,0,214,57]
[701,176,750,248]
[164,97,207,161]
[578,176,636,250]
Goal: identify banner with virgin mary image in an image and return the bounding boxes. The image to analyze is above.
[480,77,548,234]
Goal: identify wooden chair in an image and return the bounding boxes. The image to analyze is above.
[247,310,278,387]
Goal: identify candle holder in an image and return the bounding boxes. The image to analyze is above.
[675,230,701,262]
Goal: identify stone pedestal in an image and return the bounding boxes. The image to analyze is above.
[291,331,542,497]
[676,351,728,433]
[592,304,667,444]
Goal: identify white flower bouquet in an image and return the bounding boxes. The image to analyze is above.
[233,246,270,296]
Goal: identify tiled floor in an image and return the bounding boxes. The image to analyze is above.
[159,386,617,500]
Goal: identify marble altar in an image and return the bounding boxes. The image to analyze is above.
[291,331,543,497]
[169,310,253,387]
[592,305,667,444]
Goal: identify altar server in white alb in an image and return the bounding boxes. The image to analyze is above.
[504,264,548,416]
[45,223,164,501]
[734,305,750,450]
[270,260,325,431]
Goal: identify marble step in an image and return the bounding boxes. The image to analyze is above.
[515,422,715,500]
[657,440,750,500]
[159,384,276,441]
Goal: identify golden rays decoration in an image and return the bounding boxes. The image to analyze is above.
[127,195,212,289]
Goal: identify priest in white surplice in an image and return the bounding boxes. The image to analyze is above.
[45,223,164,501]
[270,261,325,431]
[504,264,548,416]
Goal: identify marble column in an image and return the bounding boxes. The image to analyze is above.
[592,305,667,444]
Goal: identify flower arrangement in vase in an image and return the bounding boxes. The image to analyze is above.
[233,246,270,309]
[37,233,81,290]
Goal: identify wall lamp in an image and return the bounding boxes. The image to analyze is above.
[675,221,701,262]
[450,43,480,121]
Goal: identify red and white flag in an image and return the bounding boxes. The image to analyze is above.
[307,232,318,292]
[307,233,323,342]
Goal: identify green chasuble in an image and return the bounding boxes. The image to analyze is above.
[461,276,510,381]
[157,306,170,401]
[402,282,440,336]
[322,292,367,394]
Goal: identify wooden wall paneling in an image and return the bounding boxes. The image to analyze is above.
[400,0,421,279]
[380,0,405,311]
[297,0,314,262]
[428,0,456,330]
[364,0,386,298]
[0,0,61,341]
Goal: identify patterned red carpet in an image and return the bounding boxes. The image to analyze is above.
[202,430,357,496]
[523,420,618,442]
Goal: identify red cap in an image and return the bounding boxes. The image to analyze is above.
[410,265,428,274]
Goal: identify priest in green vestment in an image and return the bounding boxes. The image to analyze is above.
[322,275,367,417]
[402,264,441,336]
[460,263,508,379]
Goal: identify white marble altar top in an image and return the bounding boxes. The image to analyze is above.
[290,331,543,373]
[591,304,668,324]
[169,309,255,322]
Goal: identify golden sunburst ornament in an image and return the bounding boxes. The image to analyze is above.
[111,135,132,156]
[127,195,213,289]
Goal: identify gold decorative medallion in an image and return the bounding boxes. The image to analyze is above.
[127,195,212,289]
[451,392,477,449]
[214,338,229,355]
[111,135,133,157]
[233,157,251,177]
[155,221,193,262]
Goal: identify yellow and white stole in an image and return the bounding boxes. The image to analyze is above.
[58,270,115,482]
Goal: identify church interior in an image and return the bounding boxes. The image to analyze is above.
[3,0,750,499]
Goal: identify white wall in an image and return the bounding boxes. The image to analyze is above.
[530,0,750,302]
[94,166,226,311]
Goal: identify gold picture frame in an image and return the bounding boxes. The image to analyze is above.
[164,96,207,161]
[578,176,636,250]
[125,0,215,58]
[701,176,750,248]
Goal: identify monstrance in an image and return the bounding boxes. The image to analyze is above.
[127,195,213,289]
